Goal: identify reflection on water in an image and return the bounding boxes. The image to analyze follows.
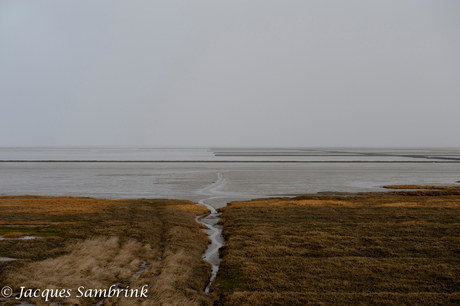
[0,148,459,204]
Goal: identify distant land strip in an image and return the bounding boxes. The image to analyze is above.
[1,160,460,163]
[213,154,460,161]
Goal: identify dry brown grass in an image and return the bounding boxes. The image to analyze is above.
[141,199,198,207]
[2,232,28,239]
[168,204,210,216]
[215,191,460,305]
[0,195,126,215]
[229,198,351,207]
[384,185,453,190]
[104,204,214,306]
[0,221,51,225]
[221,292,460,305]
[7,237,147,305]
[383,185,460,196]
[0,196,214,306]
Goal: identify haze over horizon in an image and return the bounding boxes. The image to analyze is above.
[1,1,459,148]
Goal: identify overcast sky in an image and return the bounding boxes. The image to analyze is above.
[1,0,459,147]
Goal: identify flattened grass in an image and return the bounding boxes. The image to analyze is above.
[0,196,214,306]
[215,189,460,305]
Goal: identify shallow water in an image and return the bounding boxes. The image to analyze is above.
[0,257,19,261]
[1,160,459,205]
[195,172,227,292]
[0,236,36,240]
[1,147,459,203]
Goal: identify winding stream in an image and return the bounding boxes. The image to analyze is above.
[195,172,227,293]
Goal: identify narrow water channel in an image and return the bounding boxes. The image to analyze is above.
[195,172,227,293]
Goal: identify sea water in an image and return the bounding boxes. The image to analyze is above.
[1,147,459,208]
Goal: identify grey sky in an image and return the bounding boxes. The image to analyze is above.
[1,0,459,147]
